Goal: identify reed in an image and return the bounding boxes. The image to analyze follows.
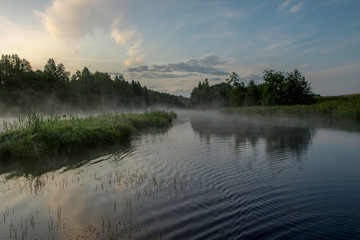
[0,111,176,161]
[222,94,360,120]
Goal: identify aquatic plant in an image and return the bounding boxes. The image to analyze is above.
[222,94,360,120]
[0,111,176,161]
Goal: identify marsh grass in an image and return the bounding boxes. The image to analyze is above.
[0,111,176,161]
[222,94,360,120]
[1,167,186,239]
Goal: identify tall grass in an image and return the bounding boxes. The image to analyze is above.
[0,111,176,161]
[222,94,360,120]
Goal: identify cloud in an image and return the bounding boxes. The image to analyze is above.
[289,1,304,13]
[278,0,294,11]
[111,28,137,45]
[172,88,191,96]
[308,63,360,79]
[127,71,193,79]
[0,15,81,71]
[277,0,304,14]
[35,0,144,66]
[124,40,144,66]
[307,63,360,95]
[127,55,229,77]
[34,0,112,40]
[111,20,144,66]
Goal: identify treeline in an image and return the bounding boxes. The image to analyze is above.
[1,54,316,112]
[190,70,314,108]
[0,54,187,113]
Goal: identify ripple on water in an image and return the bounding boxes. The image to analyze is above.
[1,113,360,239]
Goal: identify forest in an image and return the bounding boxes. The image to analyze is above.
[0,54,188,113]
[189,70,314,108]
[1,53,321,113]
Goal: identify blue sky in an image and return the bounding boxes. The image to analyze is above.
[1,0,359,96]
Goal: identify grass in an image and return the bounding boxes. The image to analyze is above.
[0,111,176,161]
[2,167,187,239]
[222,94,360,120]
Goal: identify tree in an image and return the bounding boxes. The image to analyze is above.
[226,72,247,106]
[0,54,33,106]
[226,72,240,87]
[262,69,286,105]
[0,54,32,88]
[262,69,313,105]
[44,58,70,91]
[245,80,261,106]
[283,69,313,105]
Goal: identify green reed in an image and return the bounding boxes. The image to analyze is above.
[0,111,176,161]
[222,94,360,120]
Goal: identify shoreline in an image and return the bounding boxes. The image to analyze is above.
[0,111,176,161]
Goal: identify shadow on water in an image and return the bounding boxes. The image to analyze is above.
[0,144,131,179]
[0,127,170,179]
[190,113,360,153]
[1,111,360,239]
[190,114,315,153]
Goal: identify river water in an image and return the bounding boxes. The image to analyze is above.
[1,111,360,239]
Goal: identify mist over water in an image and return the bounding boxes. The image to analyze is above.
[1,111,360,239]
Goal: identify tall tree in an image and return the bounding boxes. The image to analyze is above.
[44,58,70,91]
[283,69,313,105]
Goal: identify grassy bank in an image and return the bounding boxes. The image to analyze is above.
[222,94,360,120]
[0,111,176,161]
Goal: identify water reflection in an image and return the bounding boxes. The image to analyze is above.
[1,112,360,239]
[0,144,131,178]
[0,126,173,178]
[190,114,315,157]
[0,155,188,239]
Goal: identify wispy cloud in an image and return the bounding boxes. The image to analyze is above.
[111,28,137,46]
[307,63,360,95]
[278,0,304,13]
[323,0,353,7]
[111,20,144,66]
[290,1,304,13]
[278,0,294,11]
[124,41,145,66]
[309,63,360,78]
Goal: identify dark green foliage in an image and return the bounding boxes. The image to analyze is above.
[0,54,188,112]
[190,79,231,108]
[127,111,177,129]
[222,94,360,120]
[190,69,314,108]
[245,80,261,106]
[262,69,313,105]
[0,111,177,161]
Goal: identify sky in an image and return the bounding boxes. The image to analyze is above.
[1,0,359,97]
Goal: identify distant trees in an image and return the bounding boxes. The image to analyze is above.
[262,69,313,105]
[0,54,33,105]
[190,69,314,108]
[0,53,315,112]
[190,79,231,108]
[43,58,70,90]
[0,54,187,113]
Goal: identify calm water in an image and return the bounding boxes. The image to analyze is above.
[1,111,360,239]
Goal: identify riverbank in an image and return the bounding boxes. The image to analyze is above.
[221,94,360,120]
[0,111,176,161]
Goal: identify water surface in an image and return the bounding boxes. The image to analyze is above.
[1,111,360,239]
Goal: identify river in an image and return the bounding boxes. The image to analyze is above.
[1,111,360,239]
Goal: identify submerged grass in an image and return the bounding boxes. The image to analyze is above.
[0,111,176,161]
[222,94,360,120]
